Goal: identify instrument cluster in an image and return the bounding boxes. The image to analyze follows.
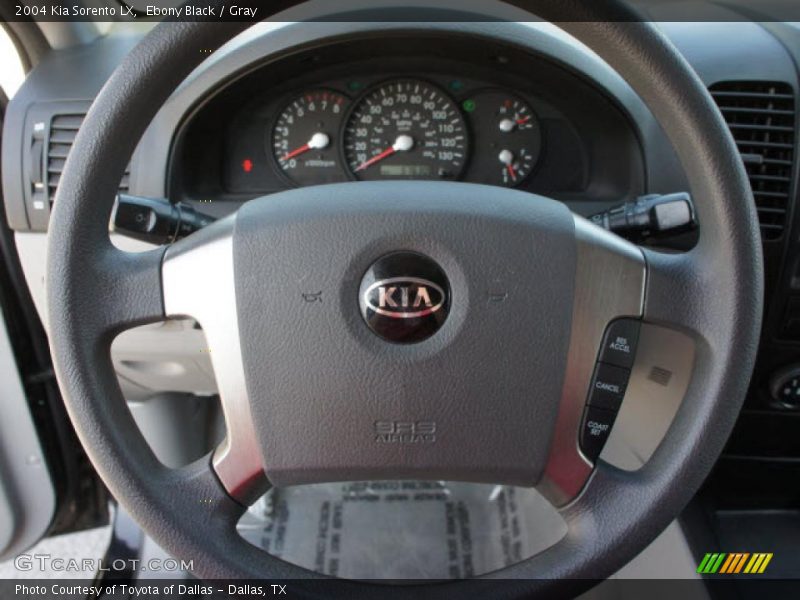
[225,77,548,193]
[172,36,645,215]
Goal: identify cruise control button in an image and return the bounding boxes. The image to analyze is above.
[588,362,630,411]
[599,319,640,369]
[580,406,618,462]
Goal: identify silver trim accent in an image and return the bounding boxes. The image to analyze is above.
[537,215,646,507]
[161,220,265,503]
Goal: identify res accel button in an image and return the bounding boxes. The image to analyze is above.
[588,362,630,411]
[599,319,640,369]
[580,406,618,462]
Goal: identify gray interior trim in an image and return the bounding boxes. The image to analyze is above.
[602,323,695,471]
[0,302,55,561]
[127,393,217,470]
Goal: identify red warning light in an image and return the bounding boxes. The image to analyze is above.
[242,158,253,173]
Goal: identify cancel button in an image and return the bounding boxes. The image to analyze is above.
[587,362,630,411]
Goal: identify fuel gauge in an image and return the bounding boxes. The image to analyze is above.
[498,147,536,186]
[463,91,542,187]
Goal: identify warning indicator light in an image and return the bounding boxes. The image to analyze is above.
[242,159,254,173]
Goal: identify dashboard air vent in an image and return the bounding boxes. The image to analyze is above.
[46,113,131,205]
[709,81,796,241]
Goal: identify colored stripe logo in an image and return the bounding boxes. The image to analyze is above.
[697,552,773,574]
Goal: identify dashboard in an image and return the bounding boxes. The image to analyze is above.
[169,34,644,217]
[5,15,800,524]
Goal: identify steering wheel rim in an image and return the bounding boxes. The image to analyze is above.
[45,1,762,596]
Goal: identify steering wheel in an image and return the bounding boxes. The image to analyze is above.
[46,1,762,596]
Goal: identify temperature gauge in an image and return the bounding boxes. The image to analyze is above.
[271,90,350,186]
[462,91,542,187]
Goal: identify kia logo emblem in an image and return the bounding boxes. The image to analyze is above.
[363,277,446,319]
[359,252,450,343]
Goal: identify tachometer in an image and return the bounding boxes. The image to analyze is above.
[344,80,468,181]
[271,89,350,186]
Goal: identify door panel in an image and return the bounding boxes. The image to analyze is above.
[0,300,55,560]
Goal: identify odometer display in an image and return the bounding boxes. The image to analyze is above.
[344,80,468,181]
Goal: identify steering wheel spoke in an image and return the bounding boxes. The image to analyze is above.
[73,245,167,339]
[641,247,715,338]
[538,216,646,506]
[162,218,268,505]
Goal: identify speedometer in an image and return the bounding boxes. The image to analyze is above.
[344,80,468,181]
